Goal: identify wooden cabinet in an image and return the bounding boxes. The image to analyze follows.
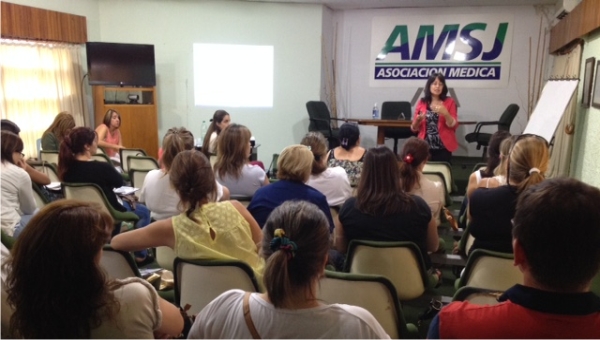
[92,86,159,158]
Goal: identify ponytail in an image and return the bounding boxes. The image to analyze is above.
[58,127,97,181]
[398,137,430,192]
[58,135,76,180]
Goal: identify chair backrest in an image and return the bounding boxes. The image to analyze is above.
[345,240,428,301]
[422,171,449,207]
[31,183,49,207]
[498,104,519,131]
[40,151,59,166]
[100,245,141,279]
[62,182,110,215]
[457,222,475,256]
[156,246,177,271]
[423,162,453,194]
[174,258,259,314]
[471,162,487,174]
[91,153,111,163]
[306,101,332,132]
[317,271,416,339]
[32,163,60,182]
[127,155,159,172]
[457,249,523,291]
[36,138,42,159]
[130,169,152,189]
[381,101,412,120]
[119,148,147,172]
[452,286,503,306]
[96,146,106,154]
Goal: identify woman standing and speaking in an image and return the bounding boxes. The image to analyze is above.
[411,73,459,163]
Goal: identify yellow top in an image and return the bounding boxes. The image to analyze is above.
[172,201,265,288]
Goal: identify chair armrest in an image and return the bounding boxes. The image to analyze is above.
[112,210,140,223]
[473,121,500,134]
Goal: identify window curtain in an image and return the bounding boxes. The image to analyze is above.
[546,44,582,178]
[0,39,87,158]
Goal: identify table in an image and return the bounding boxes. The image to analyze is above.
[344,119,413,145]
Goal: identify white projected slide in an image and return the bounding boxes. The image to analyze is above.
[193,43,274,107]
[524,79,578,142]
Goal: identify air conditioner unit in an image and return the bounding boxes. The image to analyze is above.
[554,0,582,20]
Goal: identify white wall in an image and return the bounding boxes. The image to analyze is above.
[97,0,324,163]
[332,6,552,155]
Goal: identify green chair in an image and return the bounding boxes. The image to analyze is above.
[61,182,139,236]
[424,161,456,194]
[267,153,279,182]
[471,162,487,174]
[318,270,419,339]
[127,155,159,172]
[119,148,147,173]
[31,182,50,208]
[456,222,475,257]
[344,240,430,301]
[100,244,141,279]
[455,249,523,291]
[40,150,59,167]
[174,258,259,315]
[452,286,503,305]
[1,230,15,250]
[32,162,60,182]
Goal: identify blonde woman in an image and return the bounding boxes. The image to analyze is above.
[301,132,352,207]
[214,124,268,197]
[248,145,334,230]
[468,134,549,254]
[41,111,76,151]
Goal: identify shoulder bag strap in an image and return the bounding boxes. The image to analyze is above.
[243,292,261,339]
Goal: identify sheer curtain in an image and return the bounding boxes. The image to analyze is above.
[546,44,581,178]
[0,39,87,158]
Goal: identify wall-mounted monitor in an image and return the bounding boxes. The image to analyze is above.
[86,42,156,87]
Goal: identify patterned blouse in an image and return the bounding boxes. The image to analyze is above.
[425,109,445,150]
[327,148,366,187]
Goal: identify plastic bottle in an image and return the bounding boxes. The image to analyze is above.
[201,120,207,138]
[372,103,379,119]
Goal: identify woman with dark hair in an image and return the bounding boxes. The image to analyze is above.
[399,137,444,227]
[214,124,268,197]
[0,131,37,238]
[327,123,366,187]
[140,127,229,220]
[301,132,352,207]
[336,147,440,283]
[4,200,183,338]
[41,111,76,151]
[469,135,549,253]
[59,127,151,262]
[112,150,264,283]
[202,110,231,158]
[95,109,124,158]
[188,201,389,339]
[465,130,511,198]
[411,73,459,162]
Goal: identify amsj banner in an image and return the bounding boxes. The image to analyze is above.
[370,14,514,88]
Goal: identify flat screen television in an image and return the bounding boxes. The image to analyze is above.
[86,42,156,86]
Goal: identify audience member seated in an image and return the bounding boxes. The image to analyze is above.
[95,109,124,158]
[476,135,516,191]
[140,127,229,220]
[336,147,440,285]
[428,177,600,339]
[465,130,511,199]
[399,137,444,227]
[214,124,268,197]
[201,109,231,158]
[248,145,334,230]
[188,201,390,339]
[41,111,75,151]
[468,134,548,254]
[59,127,151,263]
[301,132,352,207]
[327,123,366,187]
[4,200,184,338]
[112,150,264,283]
[0,131,37,238]
[0,120,51,186]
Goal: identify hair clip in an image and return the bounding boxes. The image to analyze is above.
[270,228,298,260]
[404,153,414,164]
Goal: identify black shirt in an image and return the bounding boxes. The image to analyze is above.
[63,160,125,212]
[339,195,433,268]
[469,185,518,253]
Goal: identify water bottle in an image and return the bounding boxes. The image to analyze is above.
[201,120,208,138]
[372,103,379,119]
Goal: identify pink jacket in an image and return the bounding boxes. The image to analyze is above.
[412,97,459,152]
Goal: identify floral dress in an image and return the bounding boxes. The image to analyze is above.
[327,148,366,187]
